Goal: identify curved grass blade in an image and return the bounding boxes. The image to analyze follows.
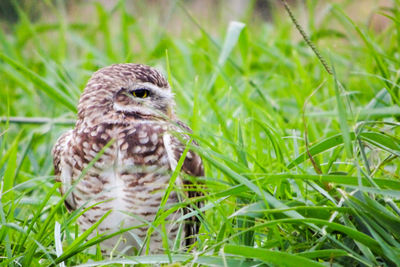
[0,53,76,112]
[297,249,349,259]
[224,245,325,267]
[288,131,400,168]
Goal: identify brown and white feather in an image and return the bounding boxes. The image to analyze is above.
[52,63,203,254]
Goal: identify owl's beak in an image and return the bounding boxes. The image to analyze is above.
[167,106,173,119]
[167,107,172,119]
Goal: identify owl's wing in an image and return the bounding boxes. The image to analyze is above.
[163,121,204,247]
[52,130,77,211]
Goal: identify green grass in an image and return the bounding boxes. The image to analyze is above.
[1,0,400,266]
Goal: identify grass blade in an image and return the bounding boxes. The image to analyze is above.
[224,245,325,267]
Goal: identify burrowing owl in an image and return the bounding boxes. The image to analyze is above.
[52,63,204,254]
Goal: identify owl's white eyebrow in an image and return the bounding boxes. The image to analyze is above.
[130,82,173,99]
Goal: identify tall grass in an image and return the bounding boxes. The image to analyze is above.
[1,0,400,266]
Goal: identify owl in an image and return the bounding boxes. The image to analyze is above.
[52,63,204,254]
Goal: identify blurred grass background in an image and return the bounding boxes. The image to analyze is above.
[1,0,400,266]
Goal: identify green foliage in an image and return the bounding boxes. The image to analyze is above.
[1,0,400,266]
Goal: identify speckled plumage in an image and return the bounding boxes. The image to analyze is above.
[52,63,203,254]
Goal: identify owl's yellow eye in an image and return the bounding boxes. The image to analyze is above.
[131,89,149,98]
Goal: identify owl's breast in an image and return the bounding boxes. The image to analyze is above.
[111,121,175,209]
[72,121,176,205]
[72,121,180,232]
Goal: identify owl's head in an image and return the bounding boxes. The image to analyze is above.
[77,63,175,123]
